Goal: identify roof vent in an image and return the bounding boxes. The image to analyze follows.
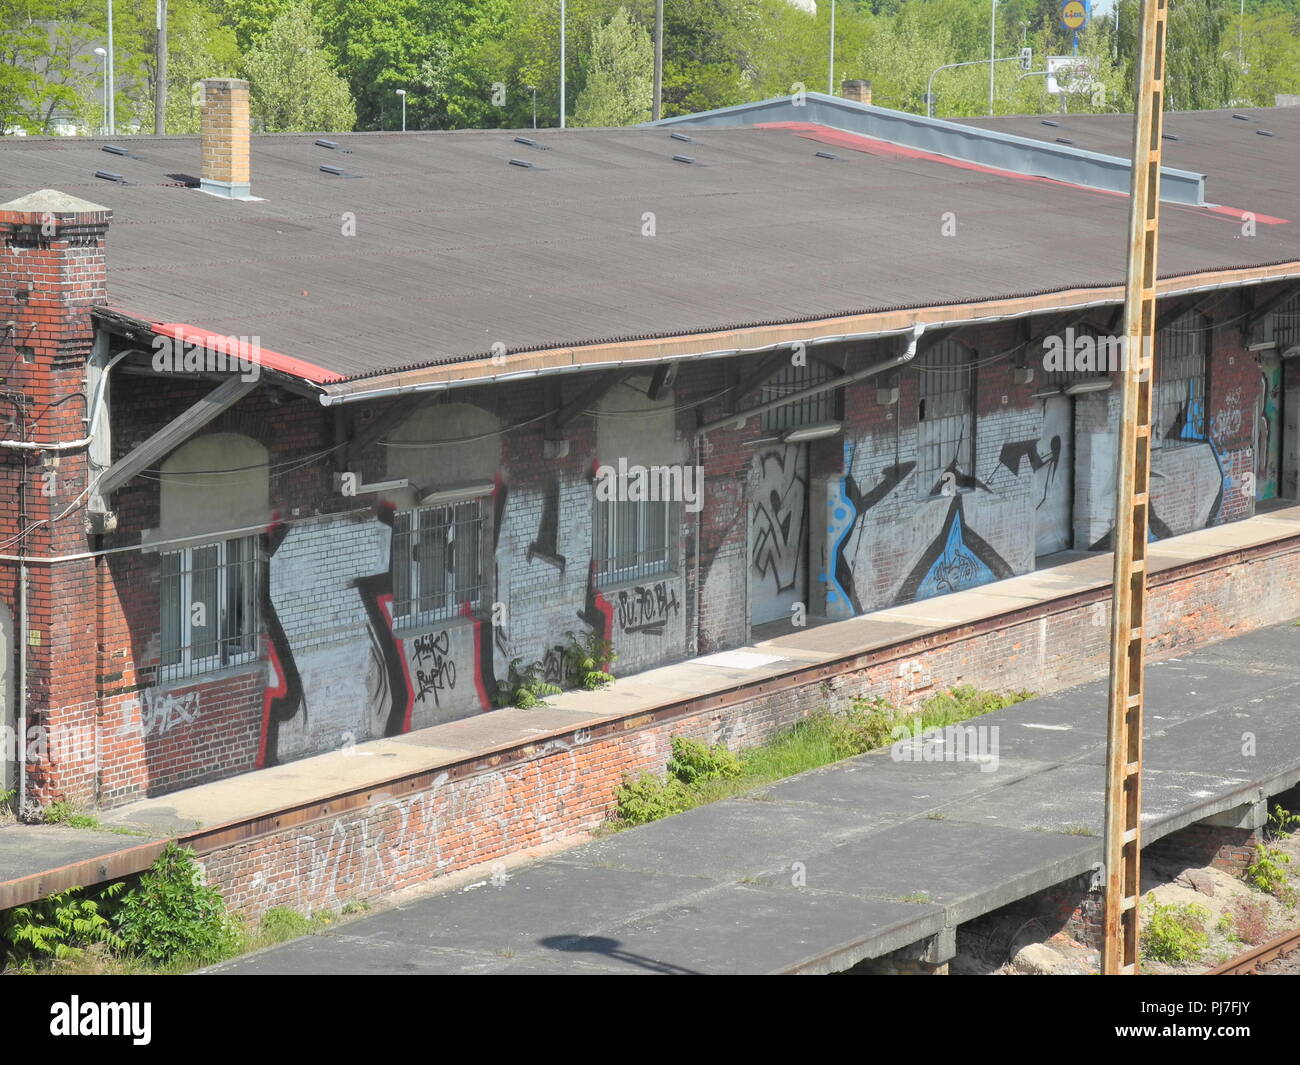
[508,158,536,168]
[672,154,696,164]
[1162,133,1179,141]
[1257,129,1275,137]
[101,144,133,157]
[1233,113,1251,121]
[1055,138,1074,145]
[1041,120,1061,128]
[93,170,124,183]
[815,150,838,160]
[514,136,549,149]
[315,138,351,153]
[319,164,350,177]
[670,131,693,142]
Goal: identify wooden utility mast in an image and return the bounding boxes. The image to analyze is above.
[1103,0,1170,974]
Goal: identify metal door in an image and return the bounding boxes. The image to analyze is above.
[1035,394,1074,556]
[749,443,809,625]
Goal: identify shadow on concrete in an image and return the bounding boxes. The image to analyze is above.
[539,934,702,975]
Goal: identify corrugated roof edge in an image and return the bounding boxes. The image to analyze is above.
[648,92,1207,206]
[315,258,1300,403]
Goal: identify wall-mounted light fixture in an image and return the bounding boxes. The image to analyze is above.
[782,421,842,444]
[1064,378,1114,395]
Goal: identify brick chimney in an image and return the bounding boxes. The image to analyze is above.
[0,189,111,812]
[841,80,873,106]
[200,77,252,199]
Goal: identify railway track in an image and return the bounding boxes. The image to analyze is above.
[1207,927,1300,975]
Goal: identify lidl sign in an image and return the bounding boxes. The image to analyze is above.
[1061,0,1089,30]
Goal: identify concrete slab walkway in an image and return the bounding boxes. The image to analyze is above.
[208,621,1300,974]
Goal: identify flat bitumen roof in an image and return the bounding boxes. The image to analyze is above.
[3,107,1299,384]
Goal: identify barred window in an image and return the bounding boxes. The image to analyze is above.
[160,535,260,682]
[392,498,486,627]
[916,339,975,495]
[760,357,840,432]
[593,497,672,587]
[1155,311,1208,448]
[1272,291,1300,351]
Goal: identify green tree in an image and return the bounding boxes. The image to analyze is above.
[1162,0,1242,110]
[1236,6,1300,105]
[574,7,653,125]
[313,0,511,132]
[115,0,241,133]
[242,1,355,132]
[0,1,104,134]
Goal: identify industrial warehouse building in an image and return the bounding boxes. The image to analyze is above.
[2,80,1299,811]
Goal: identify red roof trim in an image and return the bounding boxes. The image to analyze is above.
[761,121,1289,226]
[148,322,346,384]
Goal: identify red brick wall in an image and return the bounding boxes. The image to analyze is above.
[0,199,110,813]
[191,537,1300,920]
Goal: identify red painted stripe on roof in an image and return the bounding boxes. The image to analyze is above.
[148,322,345,383]
[761,121,1289,226]
[1203,203,1289,226]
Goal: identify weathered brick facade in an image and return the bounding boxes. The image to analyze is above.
[1,193,1297,819]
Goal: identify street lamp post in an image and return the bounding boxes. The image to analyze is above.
[988,0,997,116]
[395,88,406,132]
[105,0,115,135]
[559,0,566,129]
[93,47,108,135]
[928,49,1030,119]
[828,0,836,95]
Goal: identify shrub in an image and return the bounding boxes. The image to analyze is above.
[1141,897,1210,963]
[495,658,562,709]
[563,629,616,691]
[0,884,124,970]
[667,737,741,786]
[614,772,692,826]
[1245,843,1294,902]
[114,843,240,965]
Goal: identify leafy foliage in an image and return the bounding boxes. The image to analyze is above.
[1245,842,1294,902]
[113,843,240,965]
[7,0,1300,136]
[574,7,653,126]
[242,1,356,131]
[1,883,124,970]
[613,686,1029,828]
[614,771,693,826]
[562,628,615,691]
[666,736,741,786]
[496,657,562,709]
[1141,897,1210,964]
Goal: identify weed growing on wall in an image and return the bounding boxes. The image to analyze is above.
[496,630,617,708]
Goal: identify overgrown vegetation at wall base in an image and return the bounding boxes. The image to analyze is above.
[0,883,124,970]
[613,686,1031,828]
[0,843,350,974]
[114,843,242,965]
[497,629,616,708]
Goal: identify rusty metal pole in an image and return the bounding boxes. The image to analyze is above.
[1103,0,1170,975]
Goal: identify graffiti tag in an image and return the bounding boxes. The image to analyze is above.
[615,582,681,636]
[412,630,456,707]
